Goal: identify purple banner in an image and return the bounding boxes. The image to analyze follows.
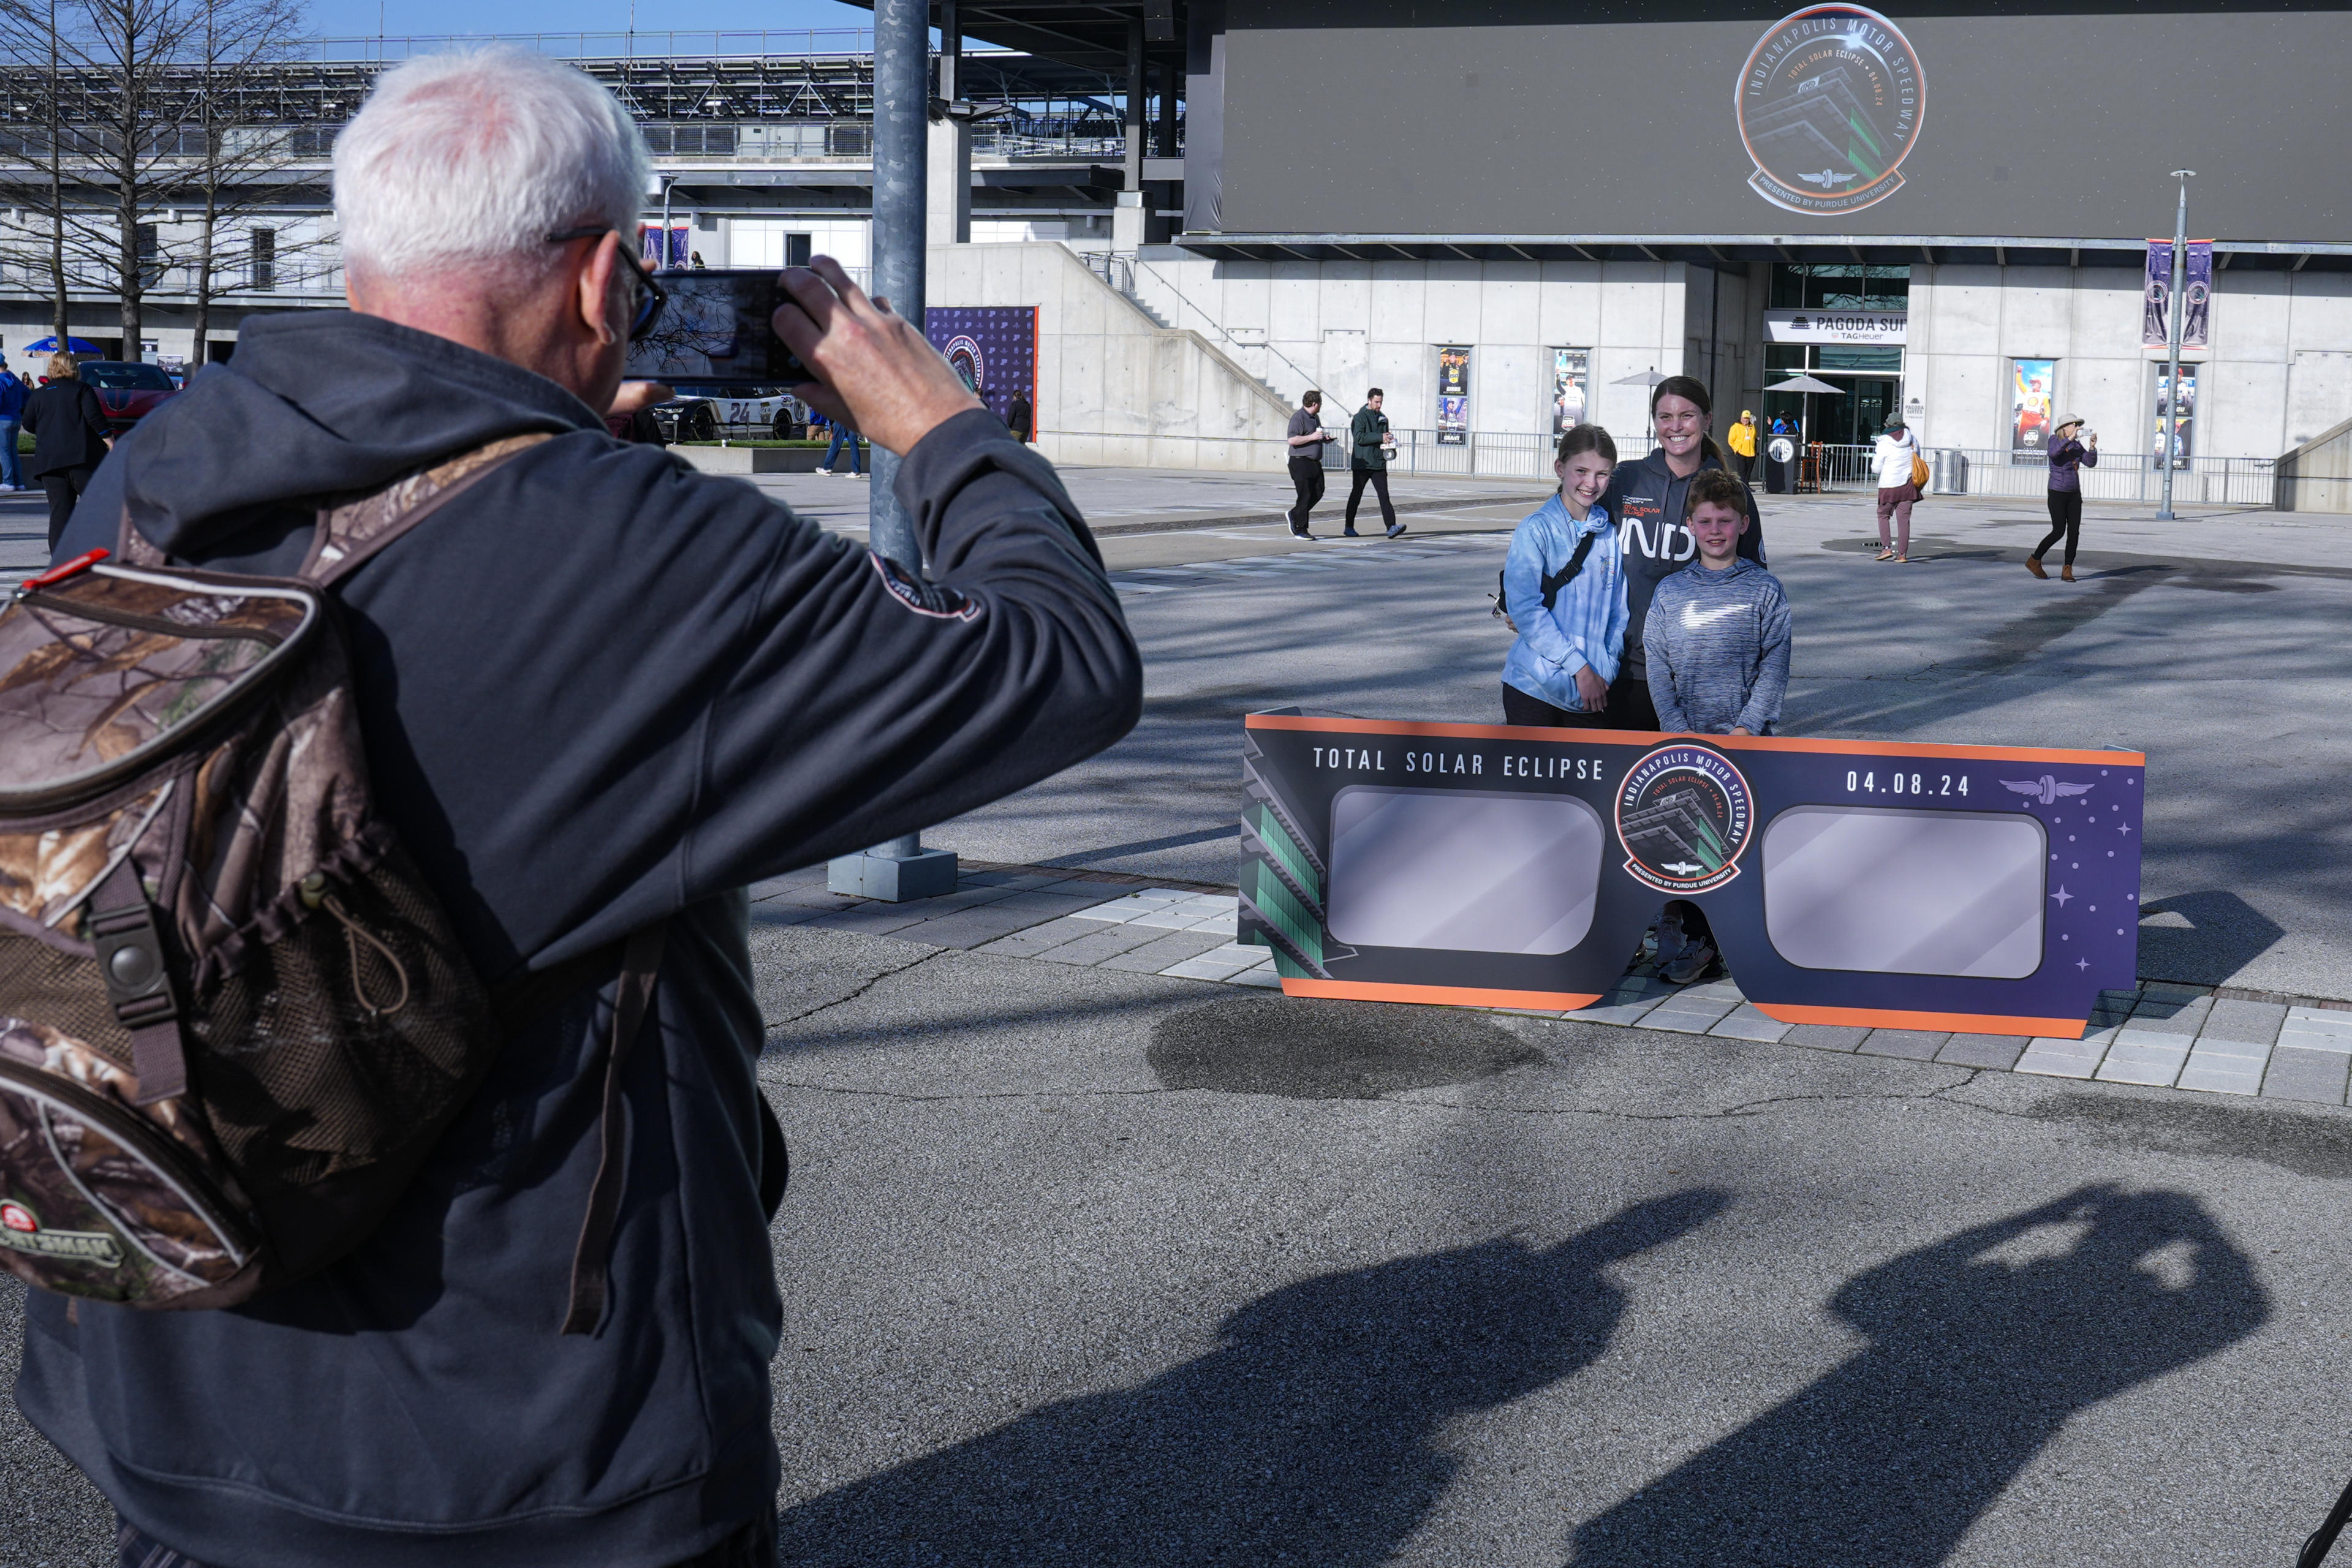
[2142,241,2173,348]
[2183,239,2213,349]
[925,307,1038,435]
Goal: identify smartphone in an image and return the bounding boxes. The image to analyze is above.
[624,268,813,386]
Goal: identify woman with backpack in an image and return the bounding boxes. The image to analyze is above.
[1500,423,1624,727]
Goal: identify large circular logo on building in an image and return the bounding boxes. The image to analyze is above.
[942,334,986,394]
[1736,4,1926,216]
[1615,744,1756,895]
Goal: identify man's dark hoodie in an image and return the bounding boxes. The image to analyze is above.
[26,311,1143,1566]
[1601,443,1766,683]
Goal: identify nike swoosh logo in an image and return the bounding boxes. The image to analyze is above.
[1681,605,1742,625]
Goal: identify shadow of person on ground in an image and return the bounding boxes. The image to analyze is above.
[776,1189,1730,1566]
[1568,1183,2267,1567]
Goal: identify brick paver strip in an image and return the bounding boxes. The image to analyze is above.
[2261,1046,2351,1104]
[891,908,1061,951]
[1098,931,1233,972]
[1031,925,1174,966]
[1937,1035,2026,1070]
[1709,1004,1791,1043]
[972,915,1114,959]
[1859,1030,1949,1061]
[2177,1041,2269,1096]
[2016,1035,2111,1079]
[2096,1038,2192,1087]
[2201,999,2289,1046]
[1642,998,1741,1035]
[1784,1024,1870,1052]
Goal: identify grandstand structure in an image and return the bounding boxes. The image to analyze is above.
[0,31,1178,366]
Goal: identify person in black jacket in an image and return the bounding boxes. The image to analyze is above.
[1597,374,1766,733]
[21,351,113,547]
[36,48,1140,1568]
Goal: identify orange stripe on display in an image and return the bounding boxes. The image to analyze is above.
[1241,715,2143,769]
[1747,1003,2085,1039]
[1280,978,1603,1010]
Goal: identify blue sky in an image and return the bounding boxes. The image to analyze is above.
[308,0,876,40]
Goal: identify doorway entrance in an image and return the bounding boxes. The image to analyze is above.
[1823,377,1899,446]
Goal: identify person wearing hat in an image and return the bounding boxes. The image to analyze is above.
[1728,409,1758,481]
[1870,413,1922,563]
[2028,415,2099,581]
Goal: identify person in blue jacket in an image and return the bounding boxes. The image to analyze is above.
[0,363,27,490]
[1500,423,1625,727]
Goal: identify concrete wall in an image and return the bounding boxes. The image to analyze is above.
[1119,252,1697,443]
[2278,413,2352,513]
[928,241,1296,470]
[1908,263,2352,458]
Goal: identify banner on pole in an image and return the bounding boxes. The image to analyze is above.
[2182,239,2214,349]
[2011,358,2056,454]
[1238,714,2144,1038]
[1437,346,1471,446]
[2142,241,2174,349]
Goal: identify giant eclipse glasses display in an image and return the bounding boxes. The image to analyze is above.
[1239,714,2145,1038]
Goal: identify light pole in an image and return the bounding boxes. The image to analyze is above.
[824,0,959,902]
[2157,168,2195,521]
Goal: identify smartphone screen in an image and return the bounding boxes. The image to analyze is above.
[624,268,812,386]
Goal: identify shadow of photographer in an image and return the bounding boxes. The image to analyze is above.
[1569,1183,2267,1566]
[776,1188,1730,1566]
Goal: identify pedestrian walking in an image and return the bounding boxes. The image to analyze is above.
[1005,390,1033,443]
[2028,415,2098,582]
[1598,374,1766,732]
[31,47,1141,1568]
[1285,389,1328,538]
[21,350,113,548]
[0,364,27,490]
[1872,414,1922,562]
[1642,467,1790,983]
[1344,388,1405,539]
[819,414,866,477]
[1728,409,1758,482]
[1500,423,1624,728]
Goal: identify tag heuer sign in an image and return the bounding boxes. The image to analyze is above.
[1763,309,1908,345]
[1736,4,1927,216]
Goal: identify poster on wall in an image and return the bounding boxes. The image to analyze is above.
[2011,360,2056,454]
[1437,345,1471,446]
[2183,239,2214,348]
[923,306,1040,434]
[2153,364,2197,469]
[640,225,690,269]
[1551,349,1590,436]
[1237,714,2144,1038]
[2142,241,2174,347]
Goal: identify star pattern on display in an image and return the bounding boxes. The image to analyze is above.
[2050,886,2073,907]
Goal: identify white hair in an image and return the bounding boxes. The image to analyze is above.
[333,48,650,288]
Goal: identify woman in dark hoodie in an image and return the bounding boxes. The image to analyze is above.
[1598,374,1766,731]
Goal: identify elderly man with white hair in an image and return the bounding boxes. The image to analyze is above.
[30,48,1140,1568]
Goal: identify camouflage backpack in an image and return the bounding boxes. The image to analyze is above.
[0,435,662,1332]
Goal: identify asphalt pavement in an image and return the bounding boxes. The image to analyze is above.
[8,466,2352,1567]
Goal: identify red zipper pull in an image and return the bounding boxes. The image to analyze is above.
[19,548,110,592]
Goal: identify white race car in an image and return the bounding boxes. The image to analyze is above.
[654,382,810,442]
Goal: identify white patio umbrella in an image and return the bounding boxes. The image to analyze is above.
[1765,373,1845,446]
[1614,368,1666,440]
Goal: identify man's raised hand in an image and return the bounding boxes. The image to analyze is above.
[773,257,982,456]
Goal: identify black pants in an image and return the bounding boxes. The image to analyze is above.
[2035,489,2084,565]
[1736,451,1756,482]
[118,1510,777,1568]
[1501,682,1610,728]
[1605,671,1660,732]
[1344,467,1394,532]
[42,462,98,551]
[1288,457,1325,532]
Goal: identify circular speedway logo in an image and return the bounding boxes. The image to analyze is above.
[1616,744,1755,895]
[1736,4,1926,216]
[941,334,987,395]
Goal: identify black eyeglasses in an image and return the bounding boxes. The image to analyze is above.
[545,226,668,342]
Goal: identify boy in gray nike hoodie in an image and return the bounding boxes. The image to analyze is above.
[1644,469,1791,735]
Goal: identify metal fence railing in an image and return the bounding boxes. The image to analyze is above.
[1788,443,2297,508]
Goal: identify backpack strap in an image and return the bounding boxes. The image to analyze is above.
[559,920,668,1336]
[300,432,555,588]
[1541,527,1603,610]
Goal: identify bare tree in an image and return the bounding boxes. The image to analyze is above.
[0,0,78,352]
[72,0,203,355]
[181,0,305,366]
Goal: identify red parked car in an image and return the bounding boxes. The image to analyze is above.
[75,360,180,431]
